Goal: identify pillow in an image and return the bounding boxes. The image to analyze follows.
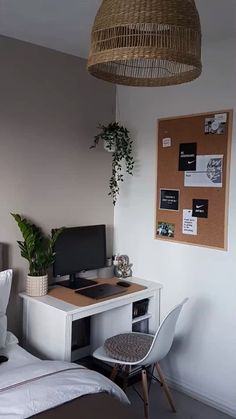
[5,331,19,346]
[0,269,13,348]
[0,316,7,348]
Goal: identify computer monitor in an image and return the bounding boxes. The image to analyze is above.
[53,224,106,289]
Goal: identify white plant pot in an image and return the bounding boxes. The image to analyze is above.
[26,275,48,297]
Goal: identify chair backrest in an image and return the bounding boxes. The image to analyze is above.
[139,298,188,366]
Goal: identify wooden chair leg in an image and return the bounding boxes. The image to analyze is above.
[123,365,130,391]
[110,364,119,382]
[141,368,149,419]
[155,363,176,413]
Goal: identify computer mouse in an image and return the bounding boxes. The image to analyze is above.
[0,355,8,364]
[116,281,131,288]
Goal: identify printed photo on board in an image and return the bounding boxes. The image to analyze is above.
[184,155,223,188]
[205,117,225,135]
[157,222,175,238]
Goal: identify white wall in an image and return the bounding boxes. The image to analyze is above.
[0,36,115,336]
[114,39,236,417]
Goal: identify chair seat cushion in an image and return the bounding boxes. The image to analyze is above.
[104,333,154,363]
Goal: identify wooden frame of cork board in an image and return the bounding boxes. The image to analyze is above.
[155,110,233,250]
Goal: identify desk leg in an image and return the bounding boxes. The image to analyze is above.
[22,299,29,350]
[64,315,72,362]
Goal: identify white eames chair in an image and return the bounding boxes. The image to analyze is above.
[93,298,188,419]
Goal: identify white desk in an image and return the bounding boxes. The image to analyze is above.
[20,277,162,362]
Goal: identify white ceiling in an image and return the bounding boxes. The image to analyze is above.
[0,0,236,58]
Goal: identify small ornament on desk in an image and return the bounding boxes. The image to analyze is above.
[114,255,132,278]
[112,254,120,266]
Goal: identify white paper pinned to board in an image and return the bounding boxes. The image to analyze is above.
[182,209,198,236]
[162,137,172,148]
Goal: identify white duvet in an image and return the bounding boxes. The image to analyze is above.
[0,359,129,419]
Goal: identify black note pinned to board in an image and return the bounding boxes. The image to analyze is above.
[179,143,197,171]
[192,199,209,218]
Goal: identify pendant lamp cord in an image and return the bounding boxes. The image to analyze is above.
[116,88,121,124]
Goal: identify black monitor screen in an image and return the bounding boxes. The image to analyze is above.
[53,225,106,277]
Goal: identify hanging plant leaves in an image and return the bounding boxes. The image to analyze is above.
[90,123,134,204]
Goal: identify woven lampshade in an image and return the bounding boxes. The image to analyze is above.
[87,0,202,87]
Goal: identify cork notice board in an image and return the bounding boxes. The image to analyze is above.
[155,110,233,250]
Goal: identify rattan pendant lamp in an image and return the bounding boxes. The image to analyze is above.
[87,0,202,87]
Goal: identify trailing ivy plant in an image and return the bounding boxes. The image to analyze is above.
[11,213,63,276]
[91,122,134,205]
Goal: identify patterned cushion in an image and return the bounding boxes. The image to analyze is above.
[104,333,154,362]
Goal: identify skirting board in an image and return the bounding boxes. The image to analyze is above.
[164,373,236,418]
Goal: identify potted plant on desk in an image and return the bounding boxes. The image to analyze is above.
[11,213,63,297]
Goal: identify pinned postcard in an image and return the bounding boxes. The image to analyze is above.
[162,137,172,148]
[184,155,223,188]
[182,210,198,236]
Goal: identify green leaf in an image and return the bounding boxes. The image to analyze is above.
[11,213,64,275]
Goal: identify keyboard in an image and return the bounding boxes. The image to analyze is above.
[75,283,126,300]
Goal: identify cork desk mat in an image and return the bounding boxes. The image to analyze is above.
[48,277,146,307]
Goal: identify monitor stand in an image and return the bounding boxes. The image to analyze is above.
[57,274,97,290]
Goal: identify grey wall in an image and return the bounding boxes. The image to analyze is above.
[0,35,116,336]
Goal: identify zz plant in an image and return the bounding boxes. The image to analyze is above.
[11,213,63,276]
[91,122,134,205]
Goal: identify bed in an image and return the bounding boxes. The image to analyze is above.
[0,335,138,419]
[0,261,137,419]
